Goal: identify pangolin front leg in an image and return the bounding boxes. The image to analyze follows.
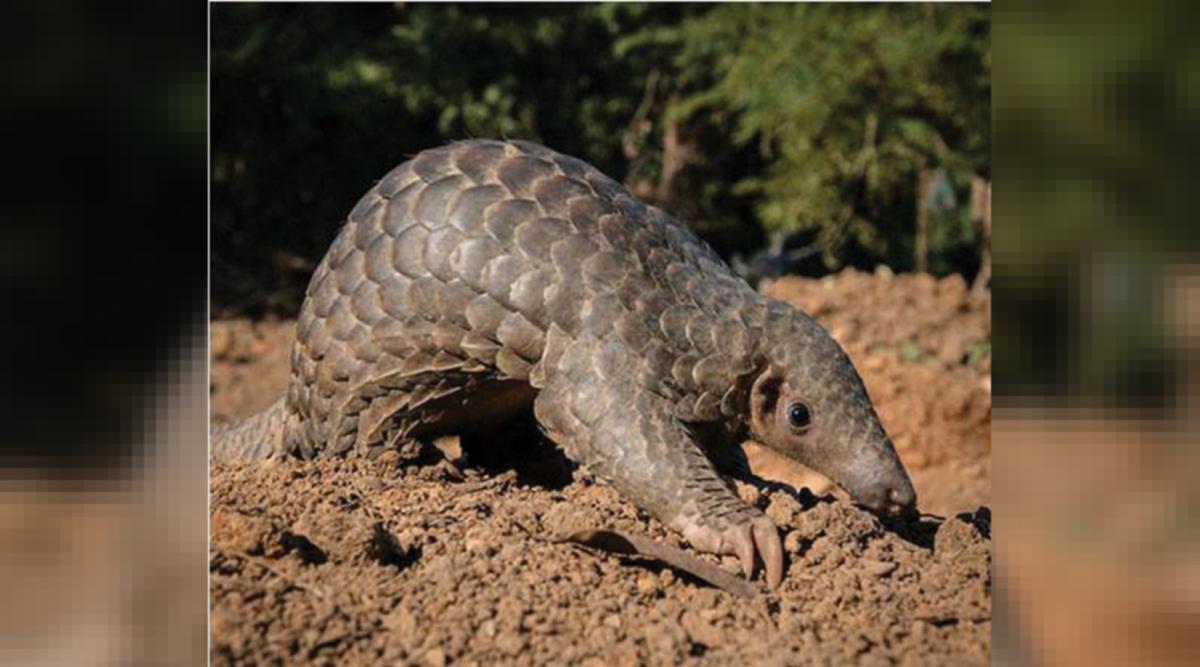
[533,339,784,588]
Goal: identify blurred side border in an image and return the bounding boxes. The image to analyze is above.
[995,0,1199,665]
[0,1,207,664]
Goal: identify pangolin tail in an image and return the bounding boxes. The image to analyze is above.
[211,397,288,462]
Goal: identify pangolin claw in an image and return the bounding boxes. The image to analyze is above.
[752,515,784,589]
[680,513,785,589]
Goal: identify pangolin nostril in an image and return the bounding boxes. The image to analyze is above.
[888,486,916,510]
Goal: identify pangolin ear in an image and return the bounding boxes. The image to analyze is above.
[749,367,784,435]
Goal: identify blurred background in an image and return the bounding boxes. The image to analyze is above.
[0,1,205,665]
[993,0,1199,664]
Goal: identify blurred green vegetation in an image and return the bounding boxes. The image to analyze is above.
[994,1,1194,405]
[212,3,990,314]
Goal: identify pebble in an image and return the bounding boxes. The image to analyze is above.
[423,648,446,667]
[495,633,527,655]
[357,476,384,493]
[863,559,898,577]
[636,573,661,596]
[766,493,803,526]
[736,482,762,506]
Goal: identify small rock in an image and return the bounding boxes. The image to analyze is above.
[465,537,492,555]
[384,607,418,641]
[613,649,639,667]
[693,589,721,610]
[423,648,446,667]
[935,514,986,559]
[495,632,527,655]
[357,476,384,493]
[736,482,762,507]
[211,510,272,555]
[636,573,661,596]
[375,450,402,467]
[862,559,898,577]
[432,435,464,462]
[766,493,803,527]
[680,610,724,648]
[783,530,806,554]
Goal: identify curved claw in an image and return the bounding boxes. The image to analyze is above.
[751,516,784,589]
[676,511,786,589]
[730,523,755,580]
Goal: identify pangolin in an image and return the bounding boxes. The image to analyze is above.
[213,139,917,588]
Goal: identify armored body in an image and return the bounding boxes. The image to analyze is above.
[214,140,916,587]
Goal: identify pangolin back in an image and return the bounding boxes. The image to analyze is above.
[220,139,778,460]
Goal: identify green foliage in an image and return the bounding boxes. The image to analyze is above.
[664,4,991,271]
[212,3,989,314]
[213,4,677,310]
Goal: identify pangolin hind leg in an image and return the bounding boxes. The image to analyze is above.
[533,360,784,588]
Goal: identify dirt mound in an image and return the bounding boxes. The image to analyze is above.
[210,270,992,663]
[211,452,989,665]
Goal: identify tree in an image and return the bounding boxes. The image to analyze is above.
[211,4,990,314]
[661,4,991,273]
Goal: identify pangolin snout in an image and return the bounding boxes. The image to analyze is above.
[868,436,917,517]
[856,479,917,518]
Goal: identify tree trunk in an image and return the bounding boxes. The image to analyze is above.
[915,167,932,273]
[657,105,691,205]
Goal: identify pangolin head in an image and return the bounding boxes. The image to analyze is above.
[748,303,917,517]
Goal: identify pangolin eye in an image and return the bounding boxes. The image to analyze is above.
[786,402,813,431]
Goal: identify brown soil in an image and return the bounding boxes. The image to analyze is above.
[210,269,991,665]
